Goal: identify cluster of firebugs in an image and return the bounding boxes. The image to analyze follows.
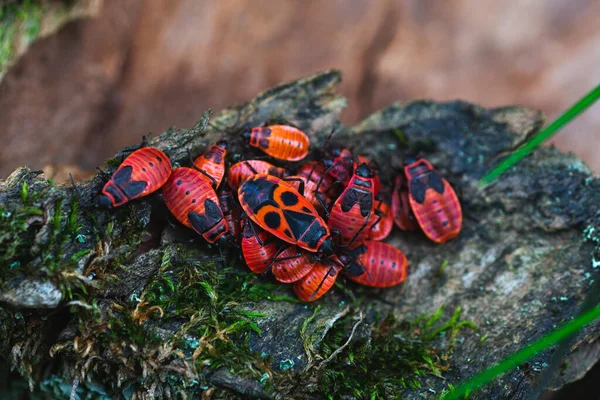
[95,125,462,301]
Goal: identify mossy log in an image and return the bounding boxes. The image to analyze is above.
[1,70,599,399]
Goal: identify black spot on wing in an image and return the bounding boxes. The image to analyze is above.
[344,260,366,278]
[281,191,299,206]
[409,179,427,204]
[240,178,280,212]
[122,181,148,198]
[188,199,223,233]
[264,211,281,229]
[113,165,133,186]
[112,165,148,197]
[283,209,316,240]
[340,189,359,212]
[358,192,373,217]
[427,170,445,194]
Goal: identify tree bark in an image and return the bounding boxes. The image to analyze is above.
[1,70,598,399]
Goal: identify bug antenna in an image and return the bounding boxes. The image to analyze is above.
[70,173,109,241]
[218,246,225,268]
[188,149,218,187]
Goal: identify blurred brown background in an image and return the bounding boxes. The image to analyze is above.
[1,0,600,179]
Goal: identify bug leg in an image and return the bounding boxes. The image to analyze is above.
[217,246,225,268]
[248,220,266,246]
[267,249,303,271]
[95,167,111,183]
[261,245,286,276]
[70,173,109,240]
[343,210,381,249]
[243,161,260,175]
[118,135,149,157]
[187,149,218,188]
[315,191,330,218]
[69,173,95,208]
[282,177,305,196]
[308,261,336,301]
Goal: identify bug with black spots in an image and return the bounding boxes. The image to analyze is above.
[327,163,379,250]
[404,157,462,243]
[162,167,230,245]
[293,241,409,301]
[242,124,310,161]
[341,241,408,288]
[99,147,172,208]
[238,174,336,257]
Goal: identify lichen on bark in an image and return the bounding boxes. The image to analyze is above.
[1,70,599,399]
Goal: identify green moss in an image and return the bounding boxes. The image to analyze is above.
[49,245,290,398]
[0,204,42,284]
[291,305,477,399]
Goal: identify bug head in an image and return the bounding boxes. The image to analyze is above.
[241,127,253,141]
[318,237,336,258]
[403,154,422,167]
[355,162,373,178]
[98,194,113,209]
[216,139,228,149]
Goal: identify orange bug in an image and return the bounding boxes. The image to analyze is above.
[404,158,462,243]
[193,140,227,188]
[243,125,310,161]
[162,168,229,244]
[99,147,172,208]
[227,160,286,190]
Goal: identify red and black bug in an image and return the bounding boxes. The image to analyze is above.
[327,163,378,250]
[404,157,462,243]
[238,174,336,257]
[99,147,172,208]
[227,160,286,190]
[391,174,418,231]
[241,219,279,274]
[193,140,227,188]
[322,149,381,196]
[368,197,393,241]
[271,246,313,283]
[243,124,310,161]
[162,167,229,244]
[342,241,408,288]
[324,147,354,185]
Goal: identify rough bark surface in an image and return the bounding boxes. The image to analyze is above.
[1,71,599,399]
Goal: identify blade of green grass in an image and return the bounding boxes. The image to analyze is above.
[479,84,600,186]
[441,305,600,400]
